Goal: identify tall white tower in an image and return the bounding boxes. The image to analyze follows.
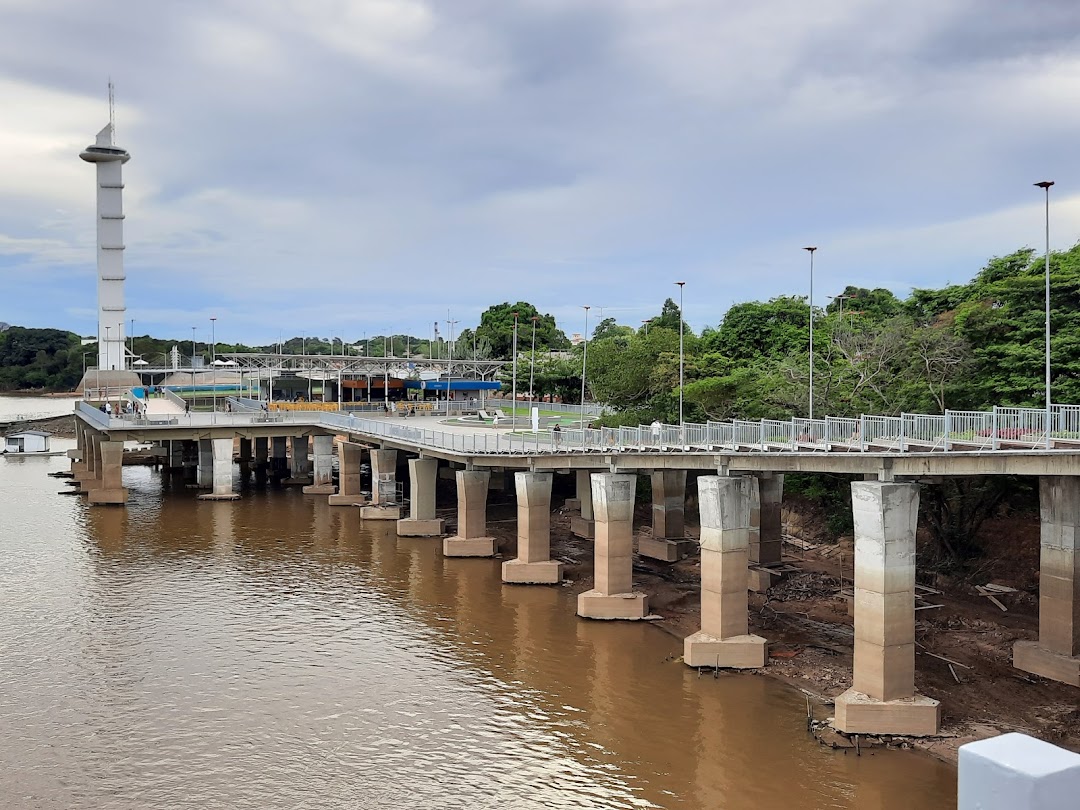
[80,110,130,372]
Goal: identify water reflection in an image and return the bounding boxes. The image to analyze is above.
[0,458,957,808]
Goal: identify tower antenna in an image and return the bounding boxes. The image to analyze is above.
[108,78,115,144]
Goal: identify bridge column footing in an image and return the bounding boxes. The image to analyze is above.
[328,494,368,506]
[502,559,562,584]
[302,484,336,495]
[443,537,496,557]
[833,689,941,736]
[197,492,240,501]
[570,516,594,538]
[684,631,766,668]
[576,590,649,619]
[397,518,444,537]
[88,488,127,505]
[360,505,401,520]
[1013,641,1080,687]
[639,537,696,562]
[564,497,581,512]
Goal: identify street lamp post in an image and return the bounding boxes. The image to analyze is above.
[675,281,685,431]
[1036,181,1055,449]
[580,306,591,443]
[129,317,135,365]
[511,312,519,428]
[191,326,197,411]
[210,316,217,420]
[803,246,818,420]
[446,317,458,416]
[529,315,538,423]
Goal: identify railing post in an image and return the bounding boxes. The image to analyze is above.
[758,420,765,452]
[899,413,907,453]
[859,415,866,452]
[991,406,999,451]
[944,410,952,452]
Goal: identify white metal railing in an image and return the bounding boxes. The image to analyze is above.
[164,388,187,411]
[73,402,1080,457]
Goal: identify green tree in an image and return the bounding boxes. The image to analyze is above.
[475,302,568,359]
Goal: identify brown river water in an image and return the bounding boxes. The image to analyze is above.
[0,445,957,808]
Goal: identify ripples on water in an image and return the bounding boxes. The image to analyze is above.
[0,451,956,808]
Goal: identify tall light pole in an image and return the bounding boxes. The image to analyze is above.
[511,311,519,427]
[129,317,135,364]
[210,316,217,418]
[1036,181,1054,449]
[804,247,818,420]
[675,281,685,428]
[580,305,591,440]
[446,318,458,416]
[529,314,538,420]
[191,326,197,405]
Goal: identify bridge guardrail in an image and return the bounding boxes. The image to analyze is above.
[74,401,1080,457]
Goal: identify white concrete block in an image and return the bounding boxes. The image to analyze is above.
[958,732,1080,810]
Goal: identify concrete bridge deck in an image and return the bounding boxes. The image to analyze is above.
[75,401,1080,478]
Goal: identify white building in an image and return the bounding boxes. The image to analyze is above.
[4,430,51,454]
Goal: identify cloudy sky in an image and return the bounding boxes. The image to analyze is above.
[2,0,1080,346]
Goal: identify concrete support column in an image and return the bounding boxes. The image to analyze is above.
[253,436,269,482]
[284,436,311,484]
[749,474,785,591]
[641,470,694,562]
[570,469,595,539]
[397,457,444,536]
[198,438,239,500]
[167,439,184,471]
[303,435,336,494]
[88,440,127,505]
[503,472,562,584]
[959,733,1080,810]
[329,441,367,506]
[443,470,496,557]
[684,476,766,667]
[1014,476,1080,687]
[69,421,87,476]
[73,427,97,485]
[270,436,288,479]
[238,438,252,480]
[577,474,649,619]
[361,448,401,519]
[197,439,213,489]
[834,481,940,736]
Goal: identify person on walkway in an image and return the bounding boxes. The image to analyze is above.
[651,419,662,446]
[553,423,562,448]
[185,401,191,415]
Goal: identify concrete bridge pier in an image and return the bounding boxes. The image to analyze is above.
[69,421,87,477]
[1013,476,1080,687]
[181,439,198,484]
[72,426,95,486]
[503,472,563,584]
[198,438,239,501]
[641,470,694,562]
[303,435,335,494]
[397,457,444,536]
[270,437,288,480]
[360,449,400,520]
[197,439,213,489]
[684,475,767,667]
[577,474,649,619]
[443,469,496,557]
[76,431,102,492]
[238,438,252,480]
[570,469,595,539]
[88,440,127,505]
[329,441,367,506]
[749,474,785,591]
[166,439,184,475]
[254,436,269,482]
[284,436,311,485]
[834,481,940,736]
